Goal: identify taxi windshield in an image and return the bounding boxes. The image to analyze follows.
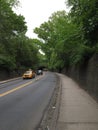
[25,71,32,74]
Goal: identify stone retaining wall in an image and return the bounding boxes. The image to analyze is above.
[64,53,98,100]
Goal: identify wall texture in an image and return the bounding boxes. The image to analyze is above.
[65,53,98,100]
[0,69,19,81]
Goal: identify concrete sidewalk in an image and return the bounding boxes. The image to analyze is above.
[57,74,98,130]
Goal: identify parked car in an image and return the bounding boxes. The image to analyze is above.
[23,70,35,79]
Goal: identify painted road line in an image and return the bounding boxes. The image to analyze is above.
[0,81,33,97]
[0,77,22,84]
[0,74,45,97]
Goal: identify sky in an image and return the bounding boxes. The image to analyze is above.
[13,0,69,38]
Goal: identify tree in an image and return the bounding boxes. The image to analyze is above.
[0,0,39,73]
[4,0,19,7]
[34,11,82,71]
[67,0,98,46]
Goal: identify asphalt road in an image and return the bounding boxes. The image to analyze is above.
[0,72,57,130]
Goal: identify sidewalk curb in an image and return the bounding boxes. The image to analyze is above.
[51,73,62,130]
[38,73,62,130]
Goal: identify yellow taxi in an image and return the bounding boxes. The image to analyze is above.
[23,70,35,79]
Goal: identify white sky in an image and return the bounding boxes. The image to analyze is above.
[14,0,69,38]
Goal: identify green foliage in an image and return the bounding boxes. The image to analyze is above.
[94,43,98,53]
[34,11,82,70]
[34,7,96,71]
[5,0,19,7]
[67,0,98,45]
[13,35,39,70]
[0,0,40,74]
[0,55,16,70]
[70,45,94,65]
[0,0,97,74]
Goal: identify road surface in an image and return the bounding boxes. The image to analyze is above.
[0,72,57,130]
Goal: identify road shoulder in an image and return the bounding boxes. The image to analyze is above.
[38,73,62,130]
